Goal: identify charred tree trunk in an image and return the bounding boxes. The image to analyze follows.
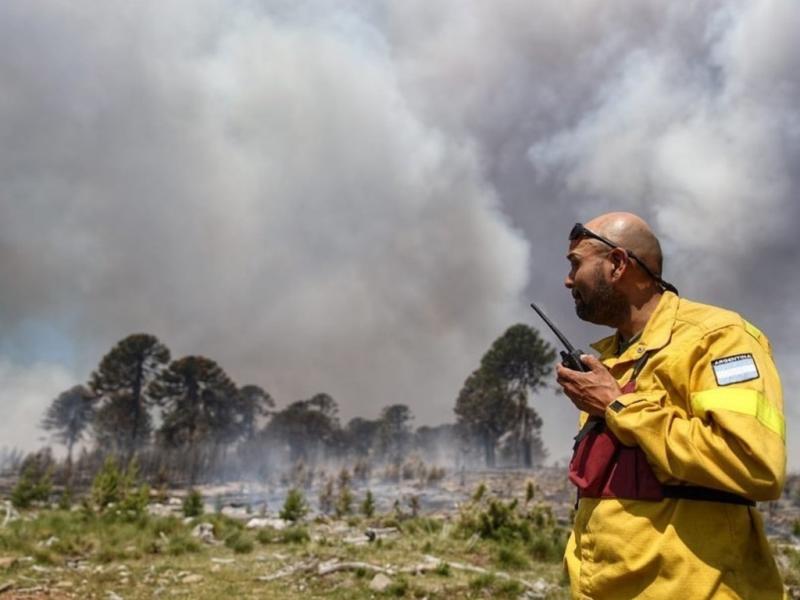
[484,430,496,468]
[127,358,144,466]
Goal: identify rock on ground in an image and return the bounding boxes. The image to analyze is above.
[245,517,289,530]
[369,573,393,592]
[191,523,217,544]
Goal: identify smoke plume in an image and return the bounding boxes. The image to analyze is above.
[1,0,797,467]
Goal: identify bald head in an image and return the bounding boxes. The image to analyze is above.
[584,212,664,275]
[565,212,672,333]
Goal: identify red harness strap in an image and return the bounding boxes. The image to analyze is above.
[568,382,664,500]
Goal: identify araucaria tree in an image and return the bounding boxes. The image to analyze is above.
[89,334,170,461]
[454,369,515,467]
[376,404,413,464]
[237,384,274,441]
[41,385,96,465]
[149,355,238,484]
[264,393,341,464]
[455,324,555,468]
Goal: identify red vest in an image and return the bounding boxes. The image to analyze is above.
[568,376,664,500]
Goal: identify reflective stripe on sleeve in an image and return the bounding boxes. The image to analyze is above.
[743,320,763,341]
[691,388,785,440]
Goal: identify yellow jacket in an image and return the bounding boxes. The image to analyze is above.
[565,291,786,599]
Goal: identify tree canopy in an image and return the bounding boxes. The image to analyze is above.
[454,323,555,467]
[41,384,96,463]
[89,334,170,459]
[263,394,341,463]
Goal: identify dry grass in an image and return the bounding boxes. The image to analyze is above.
[1,494,797,599]
[0,507,570,599]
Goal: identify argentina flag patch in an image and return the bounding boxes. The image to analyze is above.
[711,353,759,386]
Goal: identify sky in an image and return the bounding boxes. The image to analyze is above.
[1,0,798,468]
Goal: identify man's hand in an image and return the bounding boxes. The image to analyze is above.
[556,355,622,417]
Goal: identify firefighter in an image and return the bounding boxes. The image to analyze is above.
[557,212,786,599]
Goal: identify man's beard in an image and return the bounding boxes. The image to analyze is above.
[574,266,629,326]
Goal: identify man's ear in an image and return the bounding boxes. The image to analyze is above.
[609,248,628,280]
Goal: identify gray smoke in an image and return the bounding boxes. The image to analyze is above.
[1,0,797,468]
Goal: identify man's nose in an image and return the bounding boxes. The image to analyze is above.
[564,274,574,289]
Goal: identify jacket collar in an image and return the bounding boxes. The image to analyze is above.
[590,291,679,365]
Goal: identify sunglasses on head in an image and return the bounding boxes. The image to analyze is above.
[569,223,679,295]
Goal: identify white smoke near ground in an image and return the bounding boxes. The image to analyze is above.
[0,359,75,450]
[1,0,797,468]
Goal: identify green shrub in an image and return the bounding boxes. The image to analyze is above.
[361,490,376,518]
[337,468,351,489]
[91,457,123,510]
[335,486,353,518]
[167,532,202,556]
[401,517,442,536]
[456,488,567,564]
[225,530,255,554]
[183,489,204,517]
[280,488,309,522]
[57,488,72,510]
[496,545,529,570]
[408,495,420,518]
[148,515,184,537]
[497,579,524,597]
[469,573,496,591]
[319,477,335,515]
[475,498,526,541]
[525,480,536,505]
[118,483,150,520]
[91,457,150,520]
[528,529,566,562]
[255,528,276,545]
[434,562,450,576]
[385,576,409,597]
[472,483,488,503]
[203,513,244,541]
[11,462,52,509]
[426,466,446,485]
[283,526,310,544]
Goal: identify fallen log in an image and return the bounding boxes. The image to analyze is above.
[255,560,318,582]
[317,561,388,576]
[422,555,541,591]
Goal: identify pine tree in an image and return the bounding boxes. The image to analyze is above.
[360,489,376,518]
[279,488,309,522]
[41,385,96,465]
[455,324,555,468]
[237,384,274,440]
[376,404,413,464]
[90,334,170,461]
[478,324,555,468]
[264,394,341,464]
[150,355,238,484]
